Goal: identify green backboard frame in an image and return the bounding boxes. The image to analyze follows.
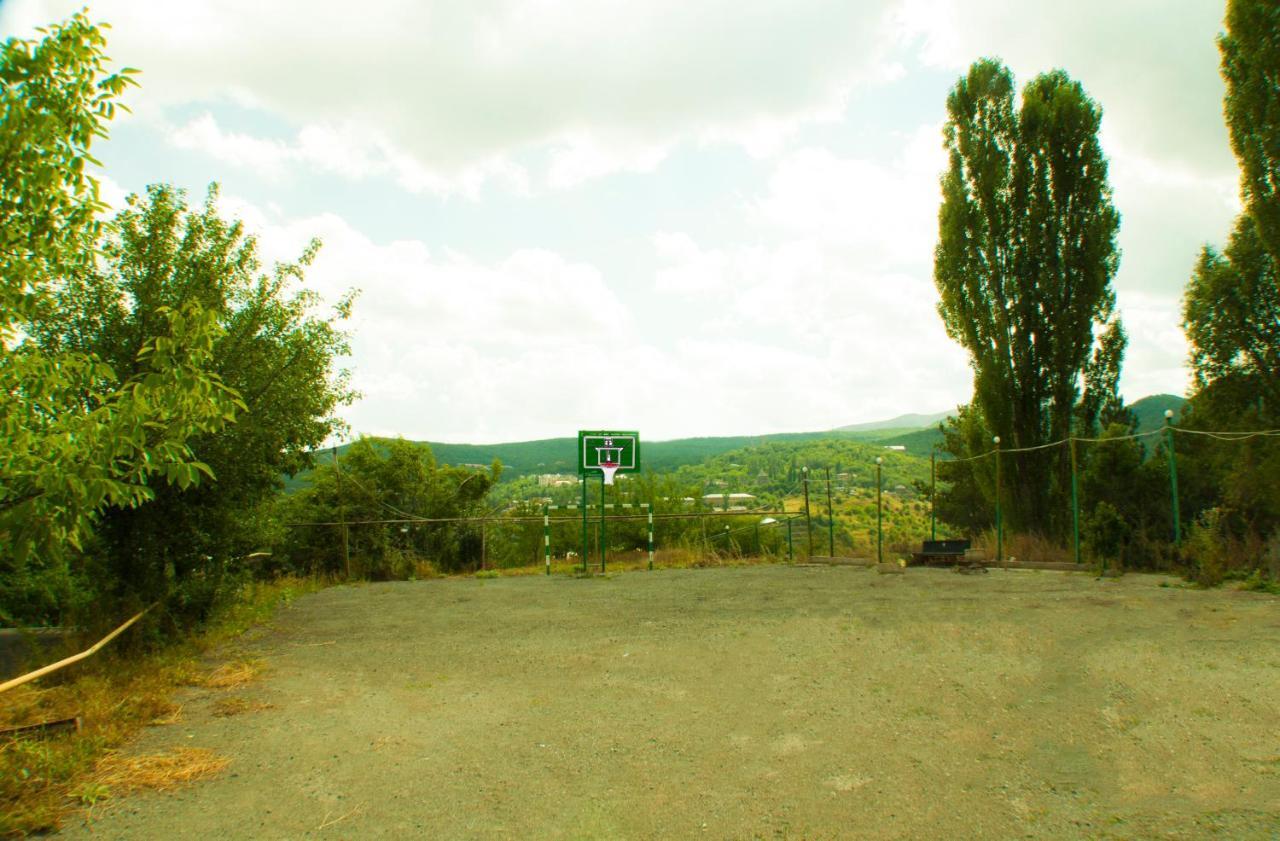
[577,430,641,479]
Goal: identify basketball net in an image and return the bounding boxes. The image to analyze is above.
[600,463,620,485]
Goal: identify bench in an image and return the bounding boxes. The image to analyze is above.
[911,539,971,566]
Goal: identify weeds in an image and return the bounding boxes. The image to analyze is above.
[0,575,325,837]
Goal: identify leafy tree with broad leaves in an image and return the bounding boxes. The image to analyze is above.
[277,438,498,577]
[32,184,356,619]
[1,15,240,624]
[933,58,1123,538]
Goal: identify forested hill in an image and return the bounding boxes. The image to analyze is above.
[305,393,1184,484]
[317,430,907,480]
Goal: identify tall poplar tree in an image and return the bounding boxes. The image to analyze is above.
[1180,0,1280,551]
[934,59,1122,536]
[1185,0,1280,414]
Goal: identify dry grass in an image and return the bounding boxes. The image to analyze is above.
[200,660,263,689]
[88,747,229,795]
[0,575,328,837]
[971,529,1075,564]
[210,697,274,717]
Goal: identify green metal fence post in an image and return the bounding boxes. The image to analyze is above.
[787,518,794,564]
[993,436,1003,564]
[930,450,936,542]
[580,476,588,573]
[1165,410,1181,546]
[801,466,813,558]
[875,456,883,564]
[825,467,835,557]
[1070,437,1082,568]
[544,505,551,575]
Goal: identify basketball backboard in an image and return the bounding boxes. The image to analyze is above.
[577,430,640,485]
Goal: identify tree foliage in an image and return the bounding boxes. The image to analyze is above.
[1178,0,1280,571]
[1,16,240,623]
[31,184,355,618]
[933,59,1122,537]
[277,439,498,577]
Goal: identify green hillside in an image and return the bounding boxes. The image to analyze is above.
[1131,393,1187,435]
[291,394,1179,492]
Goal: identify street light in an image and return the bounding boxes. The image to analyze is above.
[875,456,883,564]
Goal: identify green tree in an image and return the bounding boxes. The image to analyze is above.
[1179,0,1280,569]
[934,59,1122,537]
[1220,0,1280,264]
[278,439,497,576]
[1,15,238,624]
[32,183,356,618]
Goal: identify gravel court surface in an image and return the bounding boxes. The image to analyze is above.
[61,565,1280,840]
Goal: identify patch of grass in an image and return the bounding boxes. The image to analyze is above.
[210,697,274,717]
[84,747,229,795]
[199,660,263,689]
[0,575,326,837]
[1237,571,1280,595]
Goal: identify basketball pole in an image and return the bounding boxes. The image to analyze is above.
[600,472,607,573]
[580,476,588,573]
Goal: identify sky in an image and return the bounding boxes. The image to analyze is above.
[1,0,1241,443]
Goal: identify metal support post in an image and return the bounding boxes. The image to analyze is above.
[802,467,813,558]
[647,504,654,570]
[333,446,350,580]
[875,457,883,564]
[930,450,936,542]
[600,473,607,573]
[993,436,1003,564]
[1165,412,1181,546]
[825,467,835,557]
[1070,438,1081,568]
[580,476,588,573]
[544,506,551,575]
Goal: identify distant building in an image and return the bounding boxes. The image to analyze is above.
[702,492,757,510]
[537,473,577,487]
[883,445,906,452]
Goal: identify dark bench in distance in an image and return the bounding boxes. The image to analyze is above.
[912,539,971,566]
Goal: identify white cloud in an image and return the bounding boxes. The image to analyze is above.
[9,0,905,189]
[168,113,530,197]
[894,0,1232,174]
[750,125,946,266]
[1116,288,1192,400]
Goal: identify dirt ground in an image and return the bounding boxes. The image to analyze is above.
[61,566,1279,840]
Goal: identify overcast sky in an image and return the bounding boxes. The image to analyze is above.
[2,0,1239,442]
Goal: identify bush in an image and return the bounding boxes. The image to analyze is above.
[1182,508,1231,587]
[1084,501,1131,571]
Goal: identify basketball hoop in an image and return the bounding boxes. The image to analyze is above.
[579,430,639,486]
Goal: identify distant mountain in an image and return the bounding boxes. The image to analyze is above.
[833,411,953,433]
[1131,393,1187,435]
[291,396,1186,490]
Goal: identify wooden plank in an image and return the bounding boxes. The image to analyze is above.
[0,716,81,740]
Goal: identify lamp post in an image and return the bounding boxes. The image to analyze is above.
[875,456,883,564]
[993,436,1003,564]
[1164,409,1181,546]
